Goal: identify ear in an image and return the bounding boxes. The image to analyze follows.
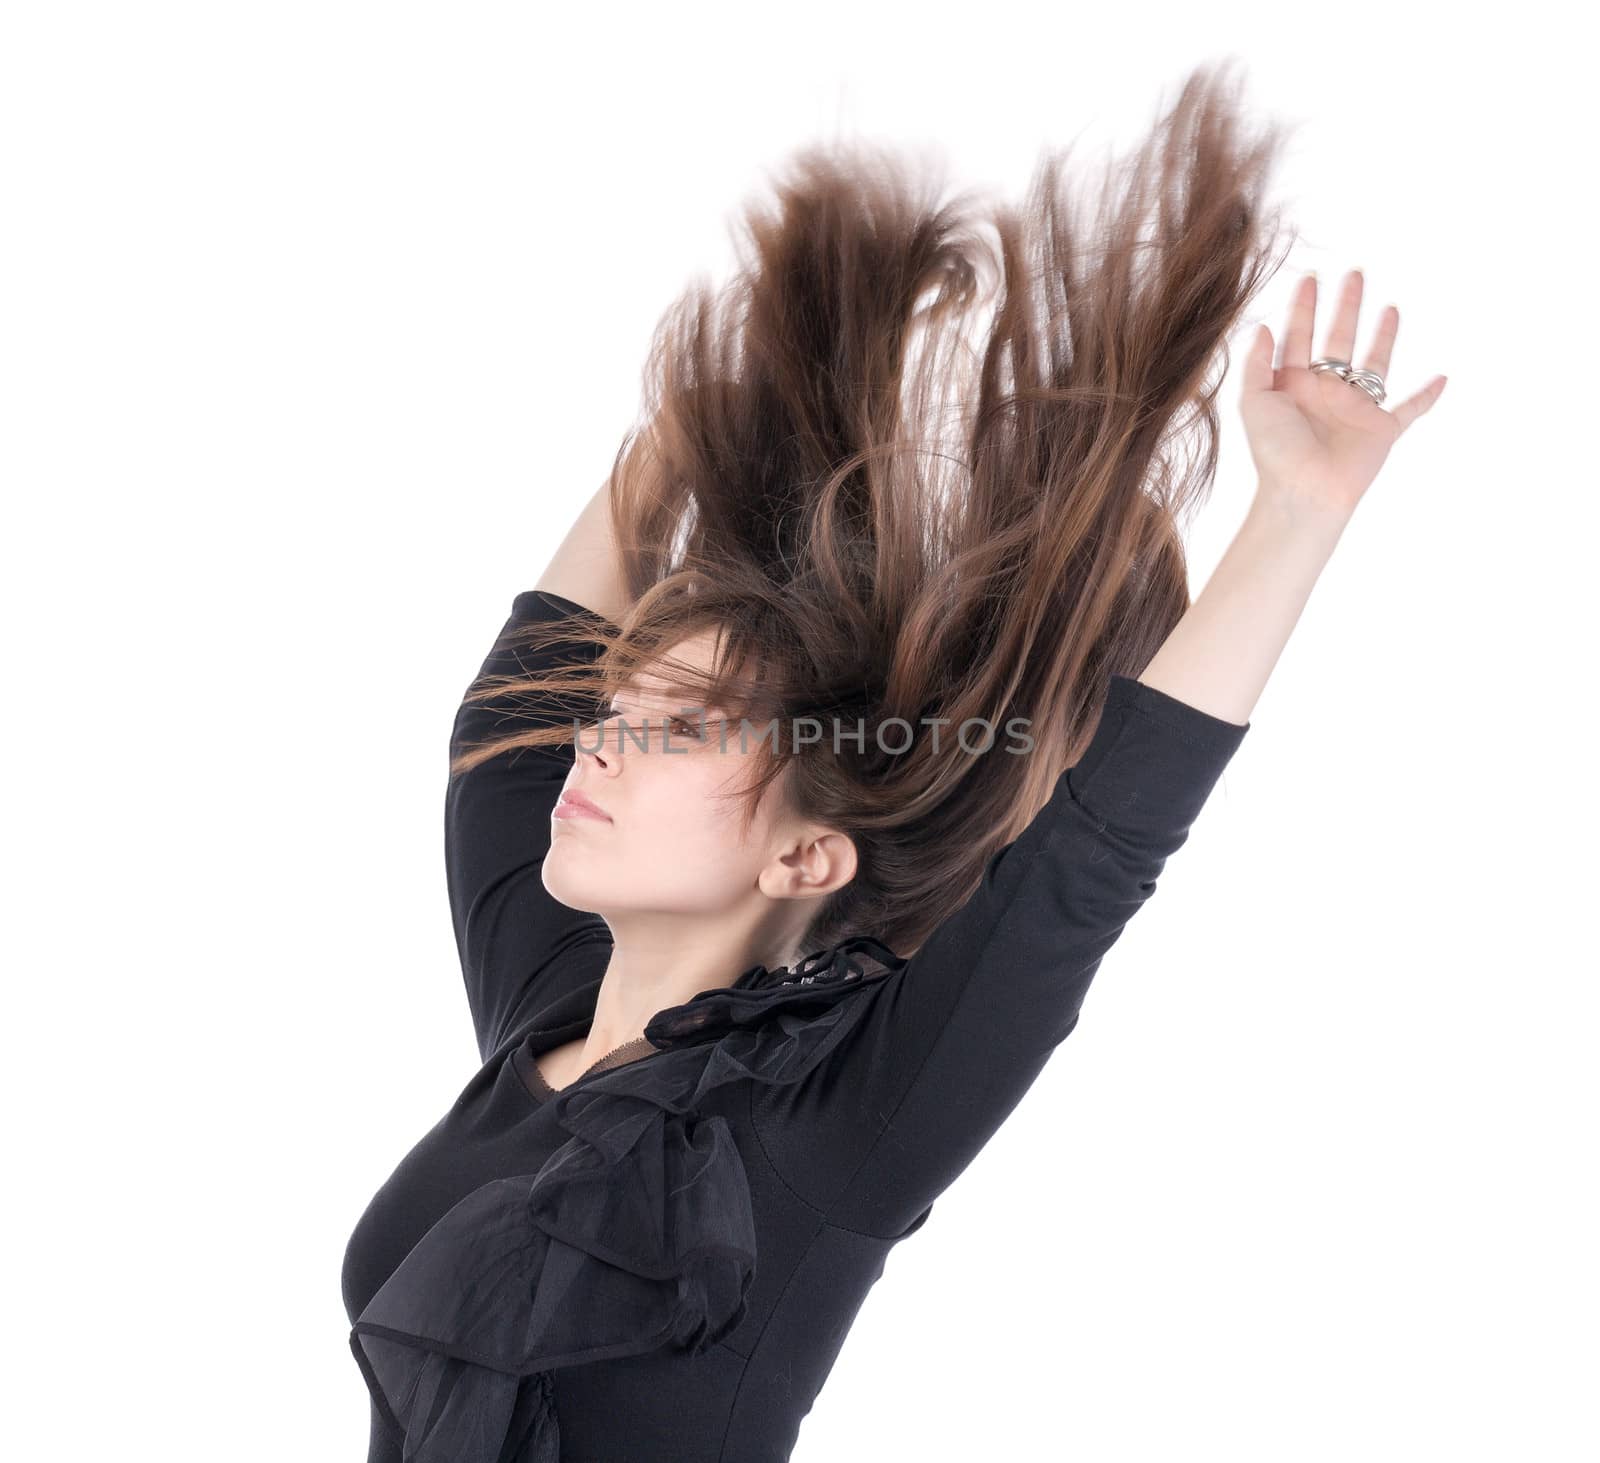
[759,827,858,901]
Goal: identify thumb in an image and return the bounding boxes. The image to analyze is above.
[1240,323,1274,397]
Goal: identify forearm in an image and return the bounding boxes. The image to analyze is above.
[1135,490,1350,726]
[534,477,633,624]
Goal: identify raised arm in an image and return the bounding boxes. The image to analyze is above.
[1135,490,1346,724]
[772,265,1442,1233]
[445,478,633,1061]
[533,476,632,625]
[1141,262,1444,725]
[758,494,1345,1235]
[445,590,617,1061]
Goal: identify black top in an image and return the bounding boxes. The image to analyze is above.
[340,589,1251,1463]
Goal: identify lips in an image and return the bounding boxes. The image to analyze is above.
[555,788,613,822]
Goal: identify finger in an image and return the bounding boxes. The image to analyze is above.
[1388,374,1448,436]
[1360,303,1399,380]
[1324,268,1364,364]
[1282,272,1317,370]
[1241,323,1274,395]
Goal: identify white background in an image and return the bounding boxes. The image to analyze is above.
[6,3,1595,1459]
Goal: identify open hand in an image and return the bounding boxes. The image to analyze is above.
[1239,269,1446,521]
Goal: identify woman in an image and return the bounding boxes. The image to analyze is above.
[340,64,1445,1462]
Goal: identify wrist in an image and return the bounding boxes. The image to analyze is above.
[1245,485,1352,556]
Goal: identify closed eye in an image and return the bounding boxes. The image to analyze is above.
[598,707,703,741]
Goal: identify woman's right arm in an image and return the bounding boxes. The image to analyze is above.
[534,476,633,625]
[445,589,617,1062]
[444,478,633,1061]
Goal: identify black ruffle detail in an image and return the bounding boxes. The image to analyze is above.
[349,934,904,1462]
[645,934,908,1046]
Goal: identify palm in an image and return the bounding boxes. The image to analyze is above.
[1238,269,1446,517]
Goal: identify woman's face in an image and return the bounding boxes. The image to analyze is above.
[544,627,852,936]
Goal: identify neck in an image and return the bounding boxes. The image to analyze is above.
[580,914,802,1063]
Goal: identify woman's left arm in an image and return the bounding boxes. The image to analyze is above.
[1136,491,1344,723]
[779,270,1448,1235]
[1143,267,1447,723]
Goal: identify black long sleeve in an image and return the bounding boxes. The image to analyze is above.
[753,671,1250,1237]
[443,589,611,1062]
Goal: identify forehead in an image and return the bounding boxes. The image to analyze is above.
[616,627,732,703]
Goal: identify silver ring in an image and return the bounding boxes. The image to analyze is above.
[1310,356,1387,405]
[1344,368,1387,405]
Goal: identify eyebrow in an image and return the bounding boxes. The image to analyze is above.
[608,692,735,720]
[608,694,710,717]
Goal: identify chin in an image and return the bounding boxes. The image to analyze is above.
[541,847,604,909]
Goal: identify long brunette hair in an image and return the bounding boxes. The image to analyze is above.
[452,62,1293,959]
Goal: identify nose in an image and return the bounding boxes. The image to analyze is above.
[574,712,624,773]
